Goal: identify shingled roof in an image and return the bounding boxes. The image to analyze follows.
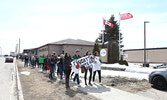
[49,38,94,46]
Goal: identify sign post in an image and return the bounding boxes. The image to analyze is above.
[100,48,108,63]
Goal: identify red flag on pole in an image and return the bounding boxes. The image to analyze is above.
[120,13,133,20]
[103,19,114,28]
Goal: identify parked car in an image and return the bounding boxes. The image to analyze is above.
[149,69,167,90]
[153,63,167,69]
[5,56,13,63]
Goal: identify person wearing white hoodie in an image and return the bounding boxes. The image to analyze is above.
[92,51,102,85]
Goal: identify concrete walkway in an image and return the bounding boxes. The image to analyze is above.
[73,78,154,100]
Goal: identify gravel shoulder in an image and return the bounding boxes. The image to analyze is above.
[17,60,99,100]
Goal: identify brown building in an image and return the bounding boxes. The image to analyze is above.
[123,47,167,64]
[23,39,94,57]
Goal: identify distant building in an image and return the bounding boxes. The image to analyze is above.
[123,47,167,64]
[10,52,16,57]
[23,48,37,56]
[23,39,94,57]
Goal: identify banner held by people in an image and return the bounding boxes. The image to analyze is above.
[71,55,95,68]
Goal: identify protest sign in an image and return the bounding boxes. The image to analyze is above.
[71,55,95,68]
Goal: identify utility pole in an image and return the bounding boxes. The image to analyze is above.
[144,21,149,67]
[0,47,2,55]
[19,38,20,53]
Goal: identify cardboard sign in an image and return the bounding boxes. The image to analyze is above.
[71,55,95,68]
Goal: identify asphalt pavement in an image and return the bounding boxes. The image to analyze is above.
[0,57,16,100]
[75,78,154,100]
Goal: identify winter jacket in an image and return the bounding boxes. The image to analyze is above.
[58,58,64,65]
[39,57,45,64]
[48,57,55,66]
[72,55,81,61]
[53,56,58,64]
[64,58,72,70]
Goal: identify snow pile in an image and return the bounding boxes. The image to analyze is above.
[21,71,30,76]
[125,67,153,74]
[79,63,167,81]
[101,70,148,80]
[101,63,127,70]
[101,63,166,74]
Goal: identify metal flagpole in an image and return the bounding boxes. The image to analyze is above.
[102,17,105,45]
[119,13,121,60]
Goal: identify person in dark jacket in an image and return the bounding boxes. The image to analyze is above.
[53,53,58,77]
[43,55,48,73]
[24,55,29,67]
[57,54,64,80]
[35,56,39,68]
[48,54,55,80]
[84,50,93,86]
[64,53,72,89]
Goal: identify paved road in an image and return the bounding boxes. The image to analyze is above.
[137,88,167,100]
[0,57,16,100]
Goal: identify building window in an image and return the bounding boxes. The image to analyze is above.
[39,47,48,52]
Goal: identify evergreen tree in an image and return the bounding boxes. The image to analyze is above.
[97,15,123,63]
[93,42,100,55]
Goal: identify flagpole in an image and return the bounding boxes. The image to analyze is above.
[102,17,105,46]
[119,13,121,60]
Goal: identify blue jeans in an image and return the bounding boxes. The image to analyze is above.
[58,64,64,76]
[73,74,80,84]
[54,64,57,73]
[24,60,28,67]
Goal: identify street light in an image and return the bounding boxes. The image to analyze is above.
[0,47,2,55]
[144,21,149,67]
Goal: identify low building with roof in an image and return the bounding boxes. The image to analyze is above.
[123,47,167,64]
[24,38,94,57]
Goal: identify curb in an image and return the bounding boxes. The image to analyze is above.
[15,60,24,100]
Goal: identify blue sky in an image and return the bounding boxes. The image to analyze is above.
[0,0,167,54]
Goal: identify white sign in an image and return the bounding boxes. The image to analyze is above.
[100,49,107,57]
[71,55,95,68]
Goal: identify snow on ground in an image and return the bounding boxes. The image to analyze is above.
[101,70,149,80]
[101,63,167,74]
[79,63,167,81]
[79,69,149,80]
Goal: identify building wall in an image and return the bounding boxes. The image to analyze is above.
[35,44,93,57]
[124,49,167,63]
[48,45,62,56]
[62,45,93,57]
[37,46,49,56]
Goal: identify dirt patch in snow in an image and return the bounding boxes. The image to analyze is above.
[101,76,151,93]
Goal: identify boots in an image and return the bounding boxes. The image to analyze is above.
[60,75,63,80]
[66,78,70,89]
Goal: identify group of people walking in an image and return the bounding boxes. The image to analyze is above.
[22,49,102,89]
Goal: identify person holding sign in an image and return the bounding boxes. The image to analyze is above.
[84,50,93,86]
[93,51,102,85]
[72,49,81,87]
